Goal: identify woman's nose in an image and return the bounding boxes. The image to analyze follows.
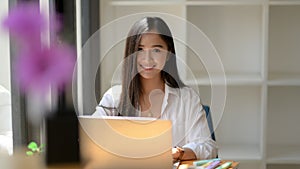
[141,50,153,61]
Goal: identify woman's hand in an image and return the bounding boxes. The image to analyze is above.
[172,147,183,163]
[172,147,197,163]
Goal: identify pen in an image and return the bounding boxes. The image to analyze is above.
[205,160,221,169]
[191,161,214,169]
[215,162,232,169]
[193,158,221,166]
[202,161,213,168]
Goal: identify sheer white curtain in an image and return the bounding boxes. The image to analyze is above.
[0,0,12,156]
[0,86,12,155]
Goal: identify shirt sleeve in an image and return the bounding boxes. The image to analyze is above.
[92,85,121,116]
[182,89,218,159]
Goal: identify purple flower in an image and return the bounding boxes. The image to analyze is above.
[2,2,76,95]
[14,45,75,94]
[2,2,46,45]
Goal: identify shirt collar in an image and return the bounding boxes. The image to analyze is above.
[165,83,179,97]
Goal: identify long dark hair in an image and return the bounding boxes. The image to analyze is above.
[118,17,185,116]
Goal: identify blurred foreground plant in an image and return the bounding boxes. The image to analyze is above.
[26,141,45,156]
[2,2,75,95]
[1,2,76,124]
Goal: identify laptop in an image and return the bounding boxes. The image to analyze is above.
[78,116,173,169]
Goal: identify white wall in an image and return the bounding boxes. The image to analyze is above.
[0,0,10,92]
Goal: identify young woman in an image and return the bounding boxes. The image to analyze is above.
[93,17,218,161]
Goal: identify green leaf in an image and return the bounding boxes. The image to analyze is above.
[28,141,38,151]
[26,151,34,156]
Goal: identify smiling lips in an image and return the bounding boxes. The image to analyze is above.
[140,64,156,71]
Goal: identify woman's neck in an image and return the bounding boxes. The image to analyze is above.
[139,75,165,117]
[140,76,165,95]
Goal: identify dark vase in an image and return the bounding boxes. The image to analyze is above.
[45,107,80,165]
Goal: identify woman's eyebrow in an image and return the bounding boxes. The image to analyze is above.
[138,44,164,48]
[152,44,164,48]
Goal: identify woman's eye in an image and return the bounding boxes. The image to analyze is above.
[138,48,143,51]
[153,48,161,53]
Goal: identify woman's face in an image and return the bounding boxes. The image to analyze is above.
[136,32,168,80]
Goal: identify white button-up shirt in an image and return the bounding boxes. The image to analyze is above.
[93,84,218,159]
